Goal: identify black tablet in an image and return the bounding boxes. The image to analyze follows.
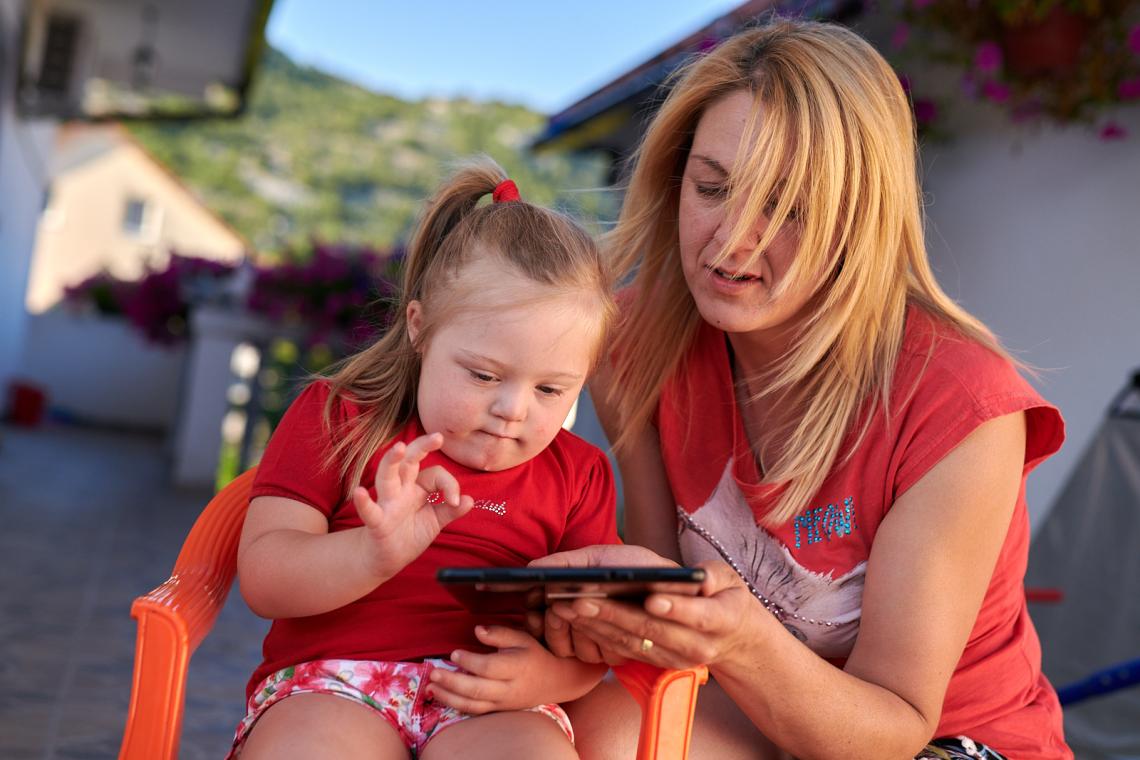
[437,566,706,614]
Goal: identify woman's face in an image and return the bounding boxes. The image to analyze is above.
[678,90,817,343]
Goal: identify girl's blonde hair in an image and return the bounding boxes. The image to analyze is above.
[608,19,1009,525]
[323,157,615,492]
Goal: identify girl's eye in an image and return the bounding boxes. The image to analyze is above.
[469,370,496,383]
[537,385,563,397]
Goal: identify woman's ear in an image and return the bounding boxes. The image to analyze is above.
[406,300,424,347]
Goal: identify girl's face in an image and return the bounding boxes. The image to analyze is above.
[408,263,601,472]
[678,90,817,346]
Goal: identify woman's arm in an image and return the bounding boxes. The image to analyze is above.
[553,411,1027,760]
[588,372,680,560]
[238,433,473,619]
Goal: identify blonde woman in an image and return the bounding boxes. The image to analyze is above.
[536,19,1071,760]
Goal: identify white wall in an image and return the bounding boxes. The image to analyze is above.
[0,0,56,391]
[21,311,187,430]
[920,107,1140,529]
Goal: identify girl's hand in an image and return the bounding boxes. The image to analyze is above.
[550,560,761,671]
[427,626,604,714]
[351,432,474,579]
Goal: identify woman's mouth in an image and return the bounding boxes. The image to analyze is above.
[705,264,761,283]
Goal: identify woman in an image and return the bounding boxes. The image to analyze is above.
[537,19,1071,760]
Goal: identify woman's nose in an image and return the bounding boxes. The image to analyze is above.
[714,203,765,254]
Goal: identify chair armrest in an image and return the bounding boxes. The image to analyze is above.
[614,660,709,760]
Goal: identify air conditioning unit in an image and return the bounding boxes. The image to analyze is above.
[17,0,275,121]
[19,6,89,116]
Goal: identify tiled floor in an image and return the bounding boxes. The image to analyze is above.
[0,422,268,760]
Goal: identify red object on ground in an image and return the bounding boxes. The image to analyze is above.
[1025,587,1065,603]
[7,381,47,427]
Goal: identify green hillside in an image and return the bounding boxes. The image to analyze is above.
[128,48,613,258]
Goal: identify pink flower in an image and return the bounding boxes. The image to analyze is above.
[1099,122,1128,140]
[891,23,910,50]
[1129,24,1140,55]
[974,42,1003,75]
[982,80,1011,103]
[1119,78,1140,100]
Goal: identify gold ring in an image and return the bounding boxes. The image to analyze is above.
[639,637,654,654]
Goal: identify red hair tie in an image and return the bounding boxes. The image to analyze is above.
[492,179,521,203]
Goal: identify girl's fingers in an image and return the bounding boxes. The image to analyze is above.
[473,624,535,650]
[417,465,462,507]
[403,432,445,464]
[425,682,496,715]
[351,486,382,527]
[428,667,507,706]
[373,442,408,494]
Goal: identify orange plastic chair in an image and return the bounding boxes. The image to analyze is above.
[119,467,707,760]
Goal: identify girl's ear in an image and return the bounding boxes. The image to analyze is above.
[406,300,424,347]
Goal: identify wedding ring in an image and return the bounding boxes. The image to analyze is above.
[639,637,654,654]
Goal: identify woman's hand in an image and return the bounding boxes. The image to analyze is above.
[529,544,679,663]
[351,432,474,580]
[551,560,763,670]
[426,626,607,713]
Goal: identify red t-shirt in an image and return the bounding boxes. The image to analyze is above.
[246,381,619,698]
[657,305,1070,759]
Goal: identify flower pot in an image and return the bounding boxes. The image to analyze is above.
[1001,6,1088,78]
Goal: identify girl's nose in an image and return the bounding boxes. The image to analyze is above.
[490,385,527,422]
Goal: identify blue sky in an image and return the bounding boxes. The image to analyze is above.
[266,0,744,113]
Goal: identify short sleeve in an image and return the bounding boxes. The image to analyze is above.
[251,381,347,516]
[891,336,1065,501]
[556,450,620,551]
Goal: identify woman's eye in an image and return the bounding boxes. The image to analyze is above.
[537,385,563,397]
[695,183,727,200]
[764,200,802,223]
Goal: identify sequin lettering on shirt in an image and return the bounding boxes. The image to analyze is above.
[794,497,857,549]
[425,492,507,516]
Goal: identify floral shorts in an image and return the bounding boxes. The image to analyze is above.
[228,658,574,758]
[917,736,1008,759]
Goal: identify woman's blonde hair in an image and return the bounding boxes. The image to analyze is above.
[608,19,1009,525]
[323,157,615,493]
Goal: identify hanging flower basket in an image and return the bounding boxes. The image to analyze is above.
[890,0,1140,138]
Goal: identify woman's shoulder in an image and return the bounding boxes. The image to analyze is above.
[891,304,1064,476]
[898,306,1032,405]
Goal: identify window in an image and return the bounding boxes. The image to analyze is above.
[122,196,161,240]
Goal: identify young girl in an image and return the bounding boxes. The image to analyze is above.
[231,159,618,759]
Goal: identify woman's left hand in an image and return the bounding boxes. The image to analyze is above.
[550,560,763,670]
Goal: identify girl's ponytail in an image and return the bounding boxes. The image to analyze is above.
[322,158,511,494]
[403,161,506,306]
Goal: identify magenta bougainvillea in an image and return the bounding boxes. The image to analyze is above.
[64,245,404,351]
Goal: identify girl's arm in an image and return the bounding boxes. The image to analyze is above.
[238,432,473,619]
[588,372,681,561]
[426,625,610,713]
[552,411,1027,759]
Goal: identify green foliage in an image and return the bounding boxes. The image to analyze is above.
[127,47,614,257]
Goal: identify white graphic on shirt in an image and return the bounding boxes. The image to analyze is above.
[426,492,506,516]
[677,462,864,658]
